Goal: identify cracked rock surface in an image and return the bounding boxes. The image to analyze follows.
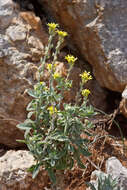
[0,150,49,190]
[39,0,127,117]
[0,0,48,148]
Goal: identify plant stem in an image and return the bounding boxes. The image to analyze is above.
[38,34,54,81]
[75,82,83,105]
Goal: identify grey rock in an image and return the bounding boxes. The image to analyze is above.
[6,25,27,42]
[87,157,127,190]
[106,157,127,190]
[0,0,48,148]
[0,0,15,29]
[122,88,127,99]
[86,170,108,190]
[39,0,127,92]
[0,150,49,190]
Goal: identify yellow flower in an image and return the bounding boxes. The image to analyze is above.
[40,81,44,85]
[48,106,57,115]
[80,71,92,84]
[53,72,61,79]
[65,55,77,65]
[57,30,68,38]
[54,63,57,68]
[47,23,59,34]
[47,64,52,71]
[81,89,91,97]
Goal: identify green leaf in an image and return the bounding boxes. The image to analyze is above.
[85,121,94,129]
[57,135,69,142]
[55,158,67,170]
[50,159,56,167]
[16,139,26,144]
[76,156,86,169]
[72,138,89,146]
[17,119,35,130]
[32,164,40,179]
[57,149,67,159]
[27,165,35,173]
[27,89,38,98]
[50,132,69,142]
[24,128,31,138]
[27,100,36,111]
[69,158,74,169]
[84,130,93,136]
[78,146,91,157]
[27,164,40,179]
[68,144,74,153]
[17,123,31,130]
[47,168,56,184]
[74,149,86,169]
[27,111,35,119]
[85,182,96,190]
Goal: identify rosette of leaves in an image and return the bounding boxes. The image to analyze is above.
[17,23,96,184]
[86,173,123,190]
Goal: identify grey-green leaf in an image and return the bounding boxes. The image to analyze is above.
[32,164,40,179]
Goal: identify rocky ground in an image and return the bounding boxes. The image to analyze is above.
[0,0,127,189]
[0,113,127,190]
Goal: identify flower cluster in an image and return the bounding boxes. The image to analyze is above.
[53,72,61,79]
[57,30,68,38]
[47,64,52,71]
[65,55,77,66]
[47,23,59,34]
[40,81,44,85]
[80,71,92,84]
[81,89,90,97]
[47,23,68,40]
[48,106,57,115]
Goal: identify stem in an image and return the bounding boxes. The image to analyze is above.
[49,39,63,130]
[49,40,62,92]
[51,170,65,190]
[75,82,83,105]
[57,64,73,109]
[38,34,54,81]
[66,64,73,81]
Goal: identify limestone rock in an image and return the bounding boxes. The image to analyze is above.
[39,0,127,93]
[0,0,48,148]
[86,170,108,190]
[87,157,127,190]
[119,87,127,117]
[119,98,127,118]
[0,0,15,29]
[0,0,110,149]
[106,157,127,190]
[0,150,49,190]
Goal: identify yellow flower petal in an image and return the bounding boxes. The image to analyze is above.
[80,71,92,84]
[57,30,68,38]
[47,106,57,115]
[53,72,61,79]
[65,55,77,65]
[47,64,52,71]
[81,89,91,97]
[40,81,44,85]
[47,23,59,33]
